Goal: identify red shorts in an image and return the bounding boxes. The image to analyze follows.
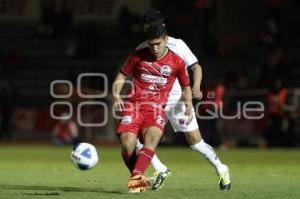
[116,101,166,136]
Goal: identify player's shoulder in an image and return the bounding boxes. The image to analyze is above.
[135,41,148,51]
[168,50,185,65]
[167,36,187,48]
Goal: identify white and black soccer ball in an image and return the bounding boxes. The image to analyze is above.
[71,143,98,170]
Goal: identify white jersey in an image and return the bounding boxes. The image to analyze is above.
[136,36,198,107]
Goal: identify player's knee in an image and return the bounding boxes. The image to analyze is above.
[122,142,136,154]
[120,134,137,152]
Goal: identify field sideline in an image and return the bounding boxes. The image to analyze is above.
[0,145,299,199]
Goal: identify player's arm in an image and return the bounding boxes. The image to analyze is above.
[112,54,135,111]
[182,85,194,124]
[112,72,127,111]
[178,39,203,99]
[191,63,203,100]
[177,58,194,124]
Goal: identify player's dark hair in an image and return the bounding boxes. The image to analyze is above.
[144,22,167,40]
[143,9,165,25]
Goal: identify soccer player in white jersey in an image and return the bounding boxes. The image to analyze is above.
[136,9,231,190]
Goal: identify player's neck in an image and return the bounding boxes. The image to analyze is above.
[156,48,169,60]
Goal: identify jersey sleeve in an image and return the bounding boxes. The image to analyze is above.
[120,54,137,76]
[177,39,198,67]
[176,58,190,87]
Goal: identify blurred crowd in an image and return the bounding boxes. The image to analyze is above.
[1,0,300,147]
[116,0,300,147]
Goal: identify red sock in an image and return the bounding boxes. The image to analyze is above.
[121,150,137,173]
[132,147,154,176]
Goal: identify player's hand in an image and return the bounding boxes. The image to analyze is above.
[113,95,124,111]
[192,87,203,100]
[185,104,193,124]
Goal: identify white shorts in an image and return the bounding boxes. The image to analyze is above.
[165,101,199,133]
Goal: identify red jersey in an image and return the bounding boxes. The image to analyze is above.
[120,48,190,105]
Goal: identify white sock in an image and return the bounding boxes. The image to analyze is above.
[190,139,224,175]
[136,139,168,173]
[151,154,168,173]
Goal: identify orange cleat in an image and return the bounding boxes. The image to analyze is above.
[127,175,148,193]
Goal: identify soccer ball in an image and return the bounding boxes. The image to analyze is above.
[71,143,99,170]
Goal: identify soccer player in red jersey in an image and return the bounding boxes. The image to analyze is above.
[135,9,231,191]
[112,22,193,193]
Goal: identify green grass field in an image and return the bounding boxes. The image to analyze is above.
[0,145,299,199]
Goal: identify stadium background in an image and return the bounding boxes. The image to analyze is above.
[1,1,300,199]
[0,0,300,147]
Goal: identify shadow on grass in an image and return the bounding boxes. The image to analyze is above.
[22,192,60,196]
[0,184,123,195]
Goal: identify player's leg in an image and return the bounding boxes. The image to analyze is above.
[119,132,149,193]
[184,128,224,174]
[135,103,172,174]
[171,112,225,174]
[120,134,147,193]
[144,107,181,190]
[117,107,140,174]
[129,126,163,192]
[132,126,162,175]
[184,128,231,190]
[169,103,231,190]
[136,138,168,173]
[117,104,149,193]
[119,132,138,173]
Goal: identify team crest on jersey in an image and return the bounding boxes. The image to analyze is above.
[160,65,172,76]
[121,115,132,124]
